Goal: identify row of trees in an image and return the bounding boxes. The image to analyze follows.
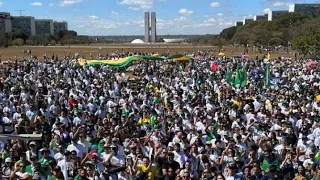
[192,12,320,56]
[0,29,92,47]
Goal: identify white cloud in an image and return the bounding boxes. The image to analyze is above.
[210,2,220,8]
[243,14,254,19]
[119,0,154,9]
[263,8,271,14]
[49,3,54,6]
[128,6,140,11]
[272,1,291,7]
[216,13,223,16]
[60,0,82,6]
[0,1,3,6]
[89,15,99,19]
[111,11,119,16]
[179,8,193,15]
[30,2,43,6]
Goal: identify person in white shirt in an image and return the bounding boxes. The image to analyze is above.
[73,112,85,126]
[2,112,13,133]
[67,138,86,159]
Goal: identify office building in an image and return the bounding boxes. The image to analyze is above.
[243,19,254,25]
[268,10,288,21]
[35,19,54,35]
[234,21,243,26]
[144,12,150,43]
[151,12,157,42]
[289,4,320,18]
[12,16,36,35]
[254,14,268,21]
[53,21,68,35]
[0,12,12,33]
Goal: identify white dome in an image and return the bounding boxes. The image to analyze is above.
[131,39,145,44]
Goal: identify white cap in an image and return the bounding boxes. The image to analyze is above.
[5,157,12,163]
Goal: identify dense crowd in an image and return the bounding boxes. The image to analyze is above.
[0,51,320,180]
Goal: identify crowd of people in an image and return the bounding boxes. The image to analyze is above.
[0,50,319,180]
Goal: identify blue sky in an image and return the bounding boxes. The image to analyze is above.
[0,0,319,35]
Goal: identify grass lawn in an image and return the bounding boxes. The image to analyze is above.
[0,44,296,60]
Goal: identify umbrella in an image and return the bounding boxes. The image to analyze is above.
[173,56,192,61]
[218,52,225,56]
[306,61,318,67]
[211,63,219,71]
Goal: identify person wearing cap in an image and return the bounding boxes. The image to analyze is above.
[26,141,37,162]
[80,152,104,176]
[1,157,13,179]
[38,148,56,177]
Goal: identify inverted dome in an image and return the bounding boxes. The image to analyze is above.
[131,39,145,44]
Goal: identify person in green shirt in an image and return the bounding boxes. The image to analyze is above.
[47,166,64,180]
[74,167,87,180]
[121,103,132,117]
[38,148,56,178]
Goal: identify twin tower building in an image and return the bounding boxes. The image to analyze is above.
[144,12,157,43]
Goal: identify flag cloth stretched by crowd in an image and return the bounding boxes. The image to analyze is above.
[267,52,271,61]
[77,55,165,67]
[264,65,270,87]
[226,68,234,84]
[226,66,248,87]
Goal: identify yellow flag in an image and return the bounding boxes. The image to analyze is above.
[267,52,270,61]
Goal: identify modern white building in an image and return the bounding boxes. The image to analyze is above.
[0,12,12,33]
[12,16,36,36]
[35,19,54,35]
[289,4,320,17]
[53,21,68,35]
[234,21,243,26]
[254,14,268,21]
[243,19,254,25]
[268,10,288,21]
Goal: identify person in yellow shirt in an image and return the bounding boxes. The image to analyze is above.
[133,156,156,180]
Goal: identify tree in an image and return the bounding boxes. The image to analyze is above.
[11,38,24,46]
[6,28,28,41]
[292,35,317,56]
[216,38,226,49]
[220,26,237,40]
[56,30,77,40]
[268,37,285,46]
[0,33,8,47]
[50,40,56,46]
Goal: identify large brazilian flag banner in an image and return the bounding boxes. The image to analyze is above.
[78,55,165,68]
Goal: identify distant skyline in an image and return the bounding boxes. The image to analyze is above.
[1,0,320,35]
